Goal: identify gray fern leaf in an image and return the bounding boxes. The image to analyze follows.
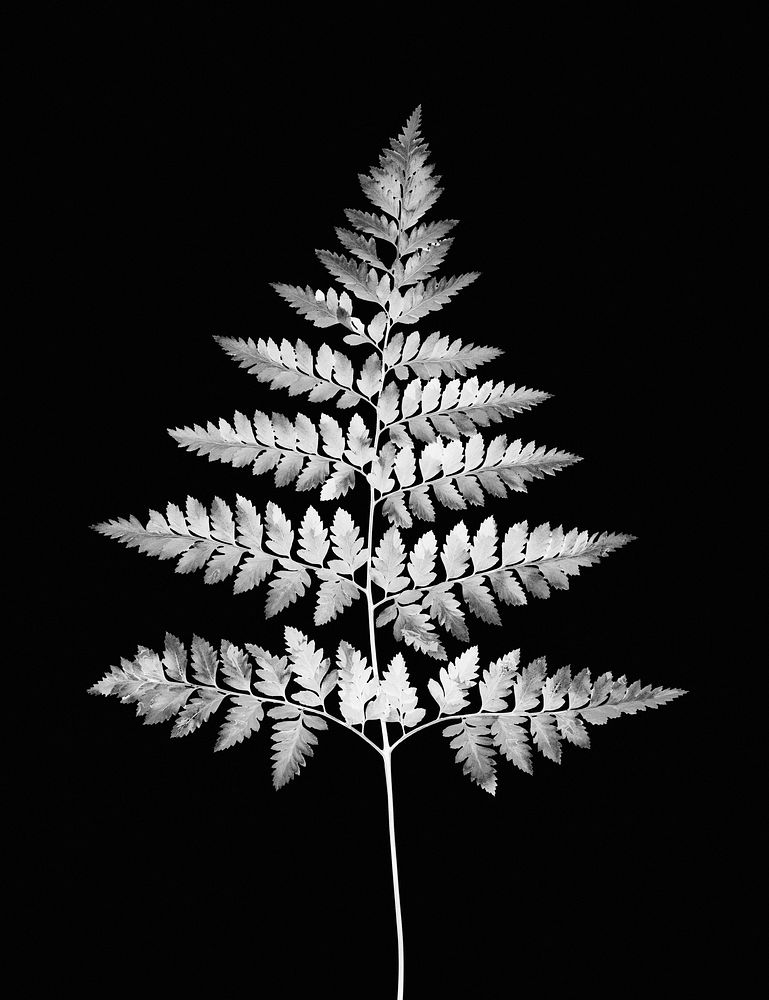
[440,653,685,791]
[89,106,685,999]
[377,434,580,525]
[380,376,551,444]
[374,518,634,653]
[383,331,502,379]
[215,334,380,408]
[93,498,366,621]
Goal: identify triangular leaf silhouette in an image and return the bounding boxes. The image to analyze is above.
[90,106,686,1000]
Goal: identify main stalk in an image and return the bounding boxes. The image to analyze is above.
[362,148,410,999]
[364,310,404,995]
[383,745,404,1000]
[366,456,405,998]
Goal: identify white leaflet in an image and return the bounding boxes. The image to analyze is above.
[265,568,310,617]
[269,707,327,789]
[314,578,360,625]
[357,354,383,397]
[394,447,416,486]
[443,717,497,794]
[470,517,498,572]
[402,379,421,417]
[449,647,480,686]
[408,531,437,587]
[336,641,377,726]
[329,509,366,575]
[264,502,293,556]
[491,717,532,774]
[440,522,470,578]
[319,465,356,500]
[284,627,337,709]
[502,522,527,564]
[441,439,464,475]
[418,441,443,480]
[319,414,345,459]
[420,378,441,413]
[371,527,408,595]
[428,646,480,715]
[345,413,375,467]
[215,697,264,751]
[373,653,425,728]
[298,507,329,565]
[479,651,520,712]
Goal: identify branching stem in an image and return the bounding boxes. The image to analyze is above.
[174,678,383,755]
[390,706,572,752]
[363,215,406,999]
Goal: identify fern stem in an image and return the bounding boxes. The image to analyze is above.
[371,568,497,608]
[170,678,383,754]
[383,747,405,1000]
[365,462,405,995]
[262,697,381,754]
[360,139,419,999]
[363,296,407,999]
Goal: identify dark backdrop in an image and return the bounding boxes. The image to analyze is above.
[27,11,745,998]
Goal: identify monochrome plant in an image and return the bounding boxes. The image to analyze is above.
[90,107,684,999]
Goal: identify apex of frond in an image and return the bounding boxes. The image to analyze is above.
[404,104,422,132]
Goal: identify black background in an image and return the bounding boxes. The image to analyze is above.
[24,9,752,998]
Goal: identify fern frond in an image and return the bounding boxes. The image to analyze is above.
[396,240,453,288]
[89,630,406,778]
[93,498,366,620]
[357,105,440,230]
[371,526,409,597]
[400,219,458,255]
[366,653,426,729]
[268,705,328,789]
[334,228,391,270]
[270,283,362,331]
[427,647,481,714]
[382,376,551,443]
[90,108,684,995]
[89,633,265,745]
[336,641,378,726]
[443,717,497,794]
[432,653,685,788]
[168,410,378,491]
[276,108,469,346]
[215,335,379,409]
[383,331,502,380]
[214,696,265,750]
[394,604,447,660]
[478,651,521,712]
[388,273,480,326]
[284,627,338,710]
[315,577,361,625]
[378,435,580,523]
[343,208,398,245]
[375,519,634,654]
[168,411,355,492]
[316,250,391,304]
